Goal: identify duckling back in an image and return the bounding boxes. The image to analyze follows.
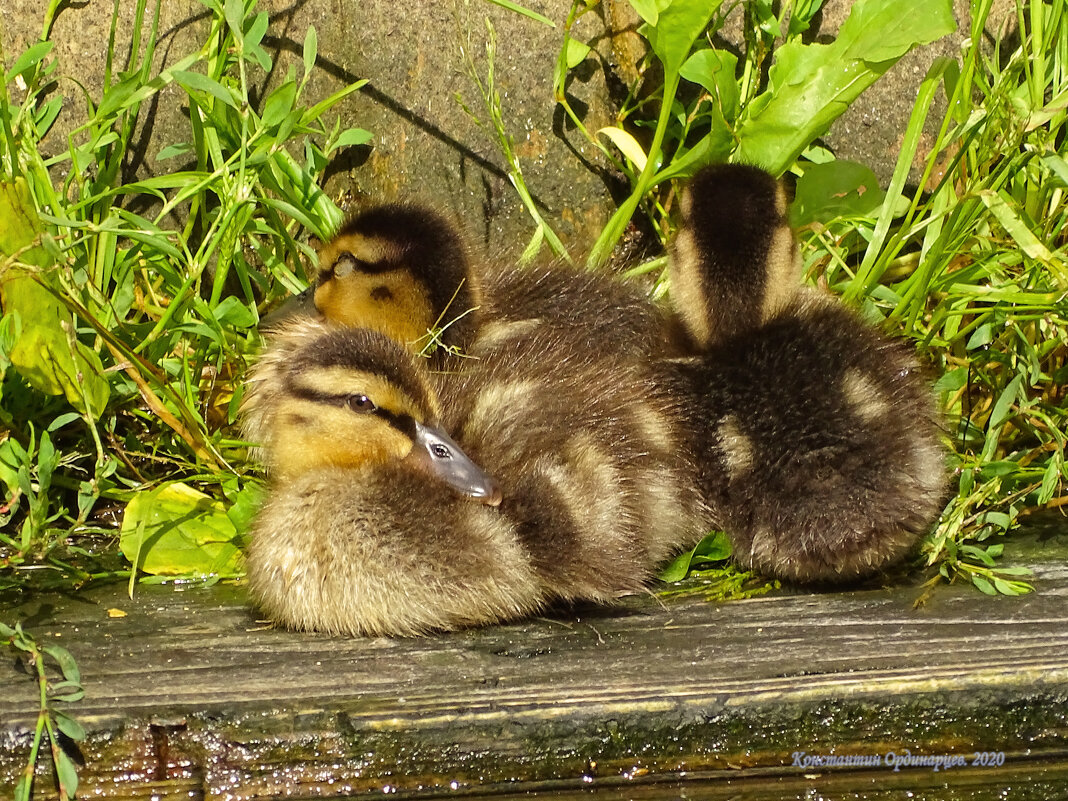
[476,258,673,360]
[442,330,709,599]
[671,163,945,584]
[678,300,945,583]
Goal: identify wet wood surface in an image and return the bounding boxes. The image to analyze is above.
[2,534,1068,799]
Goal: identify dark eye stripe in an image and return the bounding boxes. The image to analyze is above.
[285,381,418,438]
[318,251,401,281]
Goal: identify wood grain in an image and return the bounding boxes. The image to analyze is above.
[2,547,1067,798]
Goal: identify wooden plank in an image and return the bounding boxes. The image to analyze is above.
[2,539,1068,798]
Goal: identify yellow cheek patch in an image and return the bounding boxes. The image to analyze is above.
[315,270,434,349]
[270,401,415,480]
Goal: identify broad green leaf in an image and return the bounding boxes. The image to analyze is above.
[54,748,79,797]
[6,41,53,82]
[989,374,1023,429]
[654,134,729,182]
[690,530,732,561]
[658,530,731,581]
[977,460,1019,479]
[225,481,266,536]
[223,0,245,39]
[212,295,257,328]
[790,160,886,226]
[302,26,318,78]
[0,180,110,415]
[659,549,694,582]
[971,574,997,595]
[680,48,740,121]
[328,127,373,153]
[0,437,25,495]
[262,80,297,129]
[840,0,955,62]
[243,10,269,50]
[960,544,995,567]
[50,681,86,703]
[34,94,64,139]
[119,482,245,577]
[735,0,955,174]
[1038,454,1061,504]
[630,0,672,26]
[967,322,995,349]
[173,69,239,109]
[95,72,141,119]
[932,366,968,394]
[992,577,1023,596]
[788,0,825,36]
[640,0,722,77]
[53,711,86,741]
[565,38,592,69]
[156,142,193,160]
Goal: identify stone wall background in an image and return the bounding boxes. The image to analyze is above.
[3,0,1013,259]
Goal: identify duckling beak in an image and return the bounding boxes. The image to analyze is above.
[260,286,319,330]
[407,422,503,506]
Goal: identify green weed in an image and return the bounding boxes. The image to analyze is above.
[2,621,86,801]
[0,0,1064,603]
[1,0,366,588]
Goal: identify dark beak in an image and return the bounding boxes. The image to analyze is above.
[259,286,318,330]
[407,422,503,506]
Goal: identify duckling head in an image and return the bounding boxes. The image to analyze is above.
[312,205,481,357]
[268,326,501,505]
[670,163,801,349]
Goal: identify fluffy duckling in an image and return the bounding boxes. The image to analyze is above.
[242,322,708,636]
[297,204,672,363]
[669,163,946,584]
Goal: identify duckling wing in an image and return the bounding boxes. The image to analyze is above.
[440,335,711,602]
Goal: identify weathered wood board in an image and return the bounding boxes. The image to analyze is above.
[2,534,1067,799]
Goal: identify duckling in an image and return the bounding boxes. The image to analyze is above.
[296,203,672,363]
[669,163,946,584]
[242,322,709,636]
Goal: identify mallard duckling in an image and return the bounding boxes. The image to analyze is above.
[242,323,708,636]
[293,203,672,362]
[669,163,946,584]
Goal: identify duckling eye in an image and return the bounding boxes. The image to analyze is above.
[430,443,452,459]
[346,394,376,413]
[334,253,358,279]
